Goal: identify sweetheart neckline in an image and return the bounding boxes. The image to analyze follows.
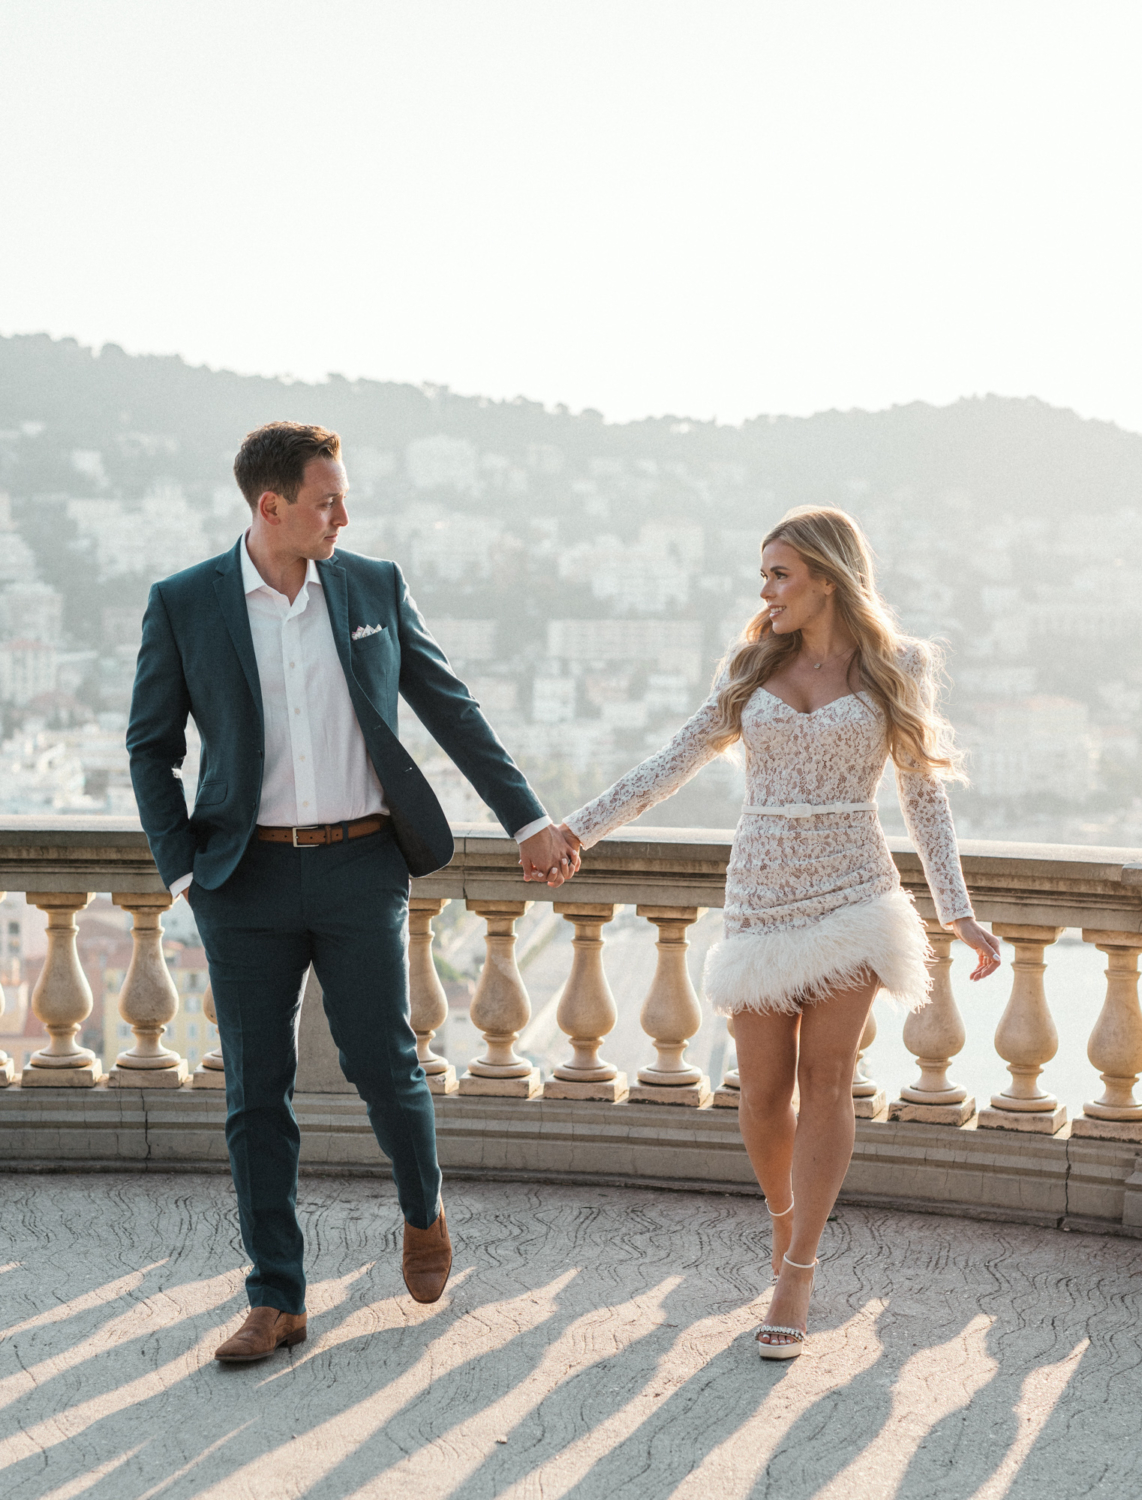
[758,688,859,717]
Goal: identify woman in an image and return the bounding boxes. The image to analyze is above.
[557,506,1000,1359]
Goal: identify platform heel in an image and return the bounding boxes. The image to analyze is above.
[757,1254,817,1361]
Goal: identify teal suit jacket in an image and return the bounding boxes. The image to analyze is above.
[127,539,545,887]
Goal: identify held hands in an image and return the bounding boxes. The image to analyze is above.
[519,824,582,887]
[950,917,1003,980]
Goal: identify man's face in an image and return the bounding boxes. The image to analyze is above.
[260,455,349,558]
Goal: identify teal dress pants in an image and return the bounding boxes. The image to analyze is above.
[189,827,441,1314]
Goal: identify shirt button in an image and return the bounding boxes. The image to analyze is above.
[290,662,295,668]
[300,755,306,761]
[303,801,309,807]
[295,708,300,715]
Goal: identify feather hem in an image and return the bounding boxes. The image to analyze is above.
[704,889,933,1016]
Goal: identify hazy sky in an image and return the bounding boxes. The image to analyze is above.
[3,1,1141,427]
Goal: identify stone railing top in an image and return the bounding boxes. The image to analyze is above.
[2,815,1142,930]
[414,823,735,908]
[0,815,164,894]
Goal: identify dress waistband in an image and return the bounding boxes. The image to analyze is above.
[742,801,877,819]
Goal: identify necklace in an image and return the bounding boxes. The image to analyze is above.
[810,646,855,671]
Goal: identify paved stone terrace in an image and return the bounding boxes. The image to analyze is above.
[1,1174,1139,1500]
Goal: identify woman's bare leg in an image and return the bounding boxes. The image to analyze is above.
[734,1008,800,1275]
[742,973,879,1345]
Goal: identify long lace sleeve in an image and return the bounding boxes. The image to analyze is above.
[894,645,973,925]
[564,683,724,848]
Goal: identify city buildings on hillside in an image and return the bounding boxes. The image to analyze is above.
[0,492,37,583]
[0,639,57,706]
[963,697,1100,803]
[1,417,1140,845]
[0,718,199,815]
[0,579,64,643]
[547,618,704,683]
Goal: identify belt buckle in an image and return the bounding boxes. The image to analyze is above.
[292,824,321,847]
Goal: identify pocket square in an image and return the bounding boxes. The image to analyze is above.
[351,623,385,640]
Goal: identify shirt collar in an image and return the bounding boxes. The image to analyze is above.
[240,532,321,597]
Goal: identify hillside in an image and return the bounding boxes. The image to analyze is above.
[2,332,1140,842]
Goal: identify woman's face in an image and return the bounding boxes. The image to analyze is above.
[760,539,835,634]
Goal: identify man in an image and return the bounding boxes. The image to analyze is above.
[127,421,579,1363]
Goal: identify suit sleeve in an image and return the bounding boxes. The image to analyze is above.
[126,584,199,888]
[393,565,547,836]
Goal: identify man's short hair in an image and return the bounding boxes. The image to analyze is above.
[233,422,342,509]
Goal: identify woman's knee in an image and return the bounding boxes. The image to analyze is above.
[796,1058,853,1107]
[739,1077,795,1119]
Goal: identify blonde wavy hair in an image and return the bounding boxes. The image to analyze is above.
[709,505,962,778]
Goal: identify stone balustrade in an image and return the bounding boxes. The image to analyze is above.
[4,816,1142,1231]
[409,825,1142,1145]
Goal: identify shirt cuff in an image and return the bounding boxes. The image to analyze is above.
[170,873,194,899]
[513,815,553,844]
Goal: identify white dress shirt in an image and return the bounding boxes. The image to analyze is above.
[170,536,549,895]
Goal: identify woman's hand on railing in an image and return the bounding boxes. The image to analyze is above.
[950,917,1003,980]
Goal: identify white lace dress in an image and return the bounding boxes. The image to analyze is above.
[564,648,973,1015]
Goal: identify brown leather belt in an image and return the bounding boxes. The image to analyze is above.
[256,813,391,847]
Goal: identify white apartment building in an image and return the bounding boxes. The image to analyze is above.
[0,581,64,644]
[410,514,503,582]
[0,493,37,584]
[964,697,1099,802]
[0,640,57,706]
[546,619,704,682]
[66,490,211,581]
[559,536,691,615]
[431,619,498,664]
[532,676,577,724]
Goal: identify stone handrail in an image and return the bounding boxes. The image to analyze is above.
[2,816,1142,1155]
[422,823,1142,932]
[0,816,168,894]
[5,815,1142,923]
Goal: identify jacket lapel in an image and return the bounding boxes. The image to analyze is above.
[317,555,355,687]
[213,540,264,731]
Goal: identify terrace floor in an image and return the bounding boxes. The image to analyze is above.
[1,1174,1139,1500]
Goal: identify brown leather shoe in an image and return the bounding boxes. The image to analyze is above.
[403,1206,452,1303]
[214,1306,307,1363]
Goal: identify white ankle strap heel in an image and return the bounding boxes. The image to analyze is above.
[757,1254,818,1360]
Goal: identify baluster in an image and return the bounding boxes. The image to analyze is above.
[191,981,226,1089]
[21,892,101,1087]
[852,1006,887,1119]
[979,923,1067,1134]
[543,903,627,1101]
[713,1014,741,1107]
[107,893,188,1087]
[408,897,458,1095]
[0,891,12,1085]
[458,899,540,1097]
[1071,932,1142,1142]
[889,920,974,1125]
[629,905,711,1107]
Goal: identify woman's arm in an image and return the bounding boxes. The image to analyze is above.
[561,684,725,849]
[894,644,1000,978]
[895,767,999,976]
[894,765,973,925]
